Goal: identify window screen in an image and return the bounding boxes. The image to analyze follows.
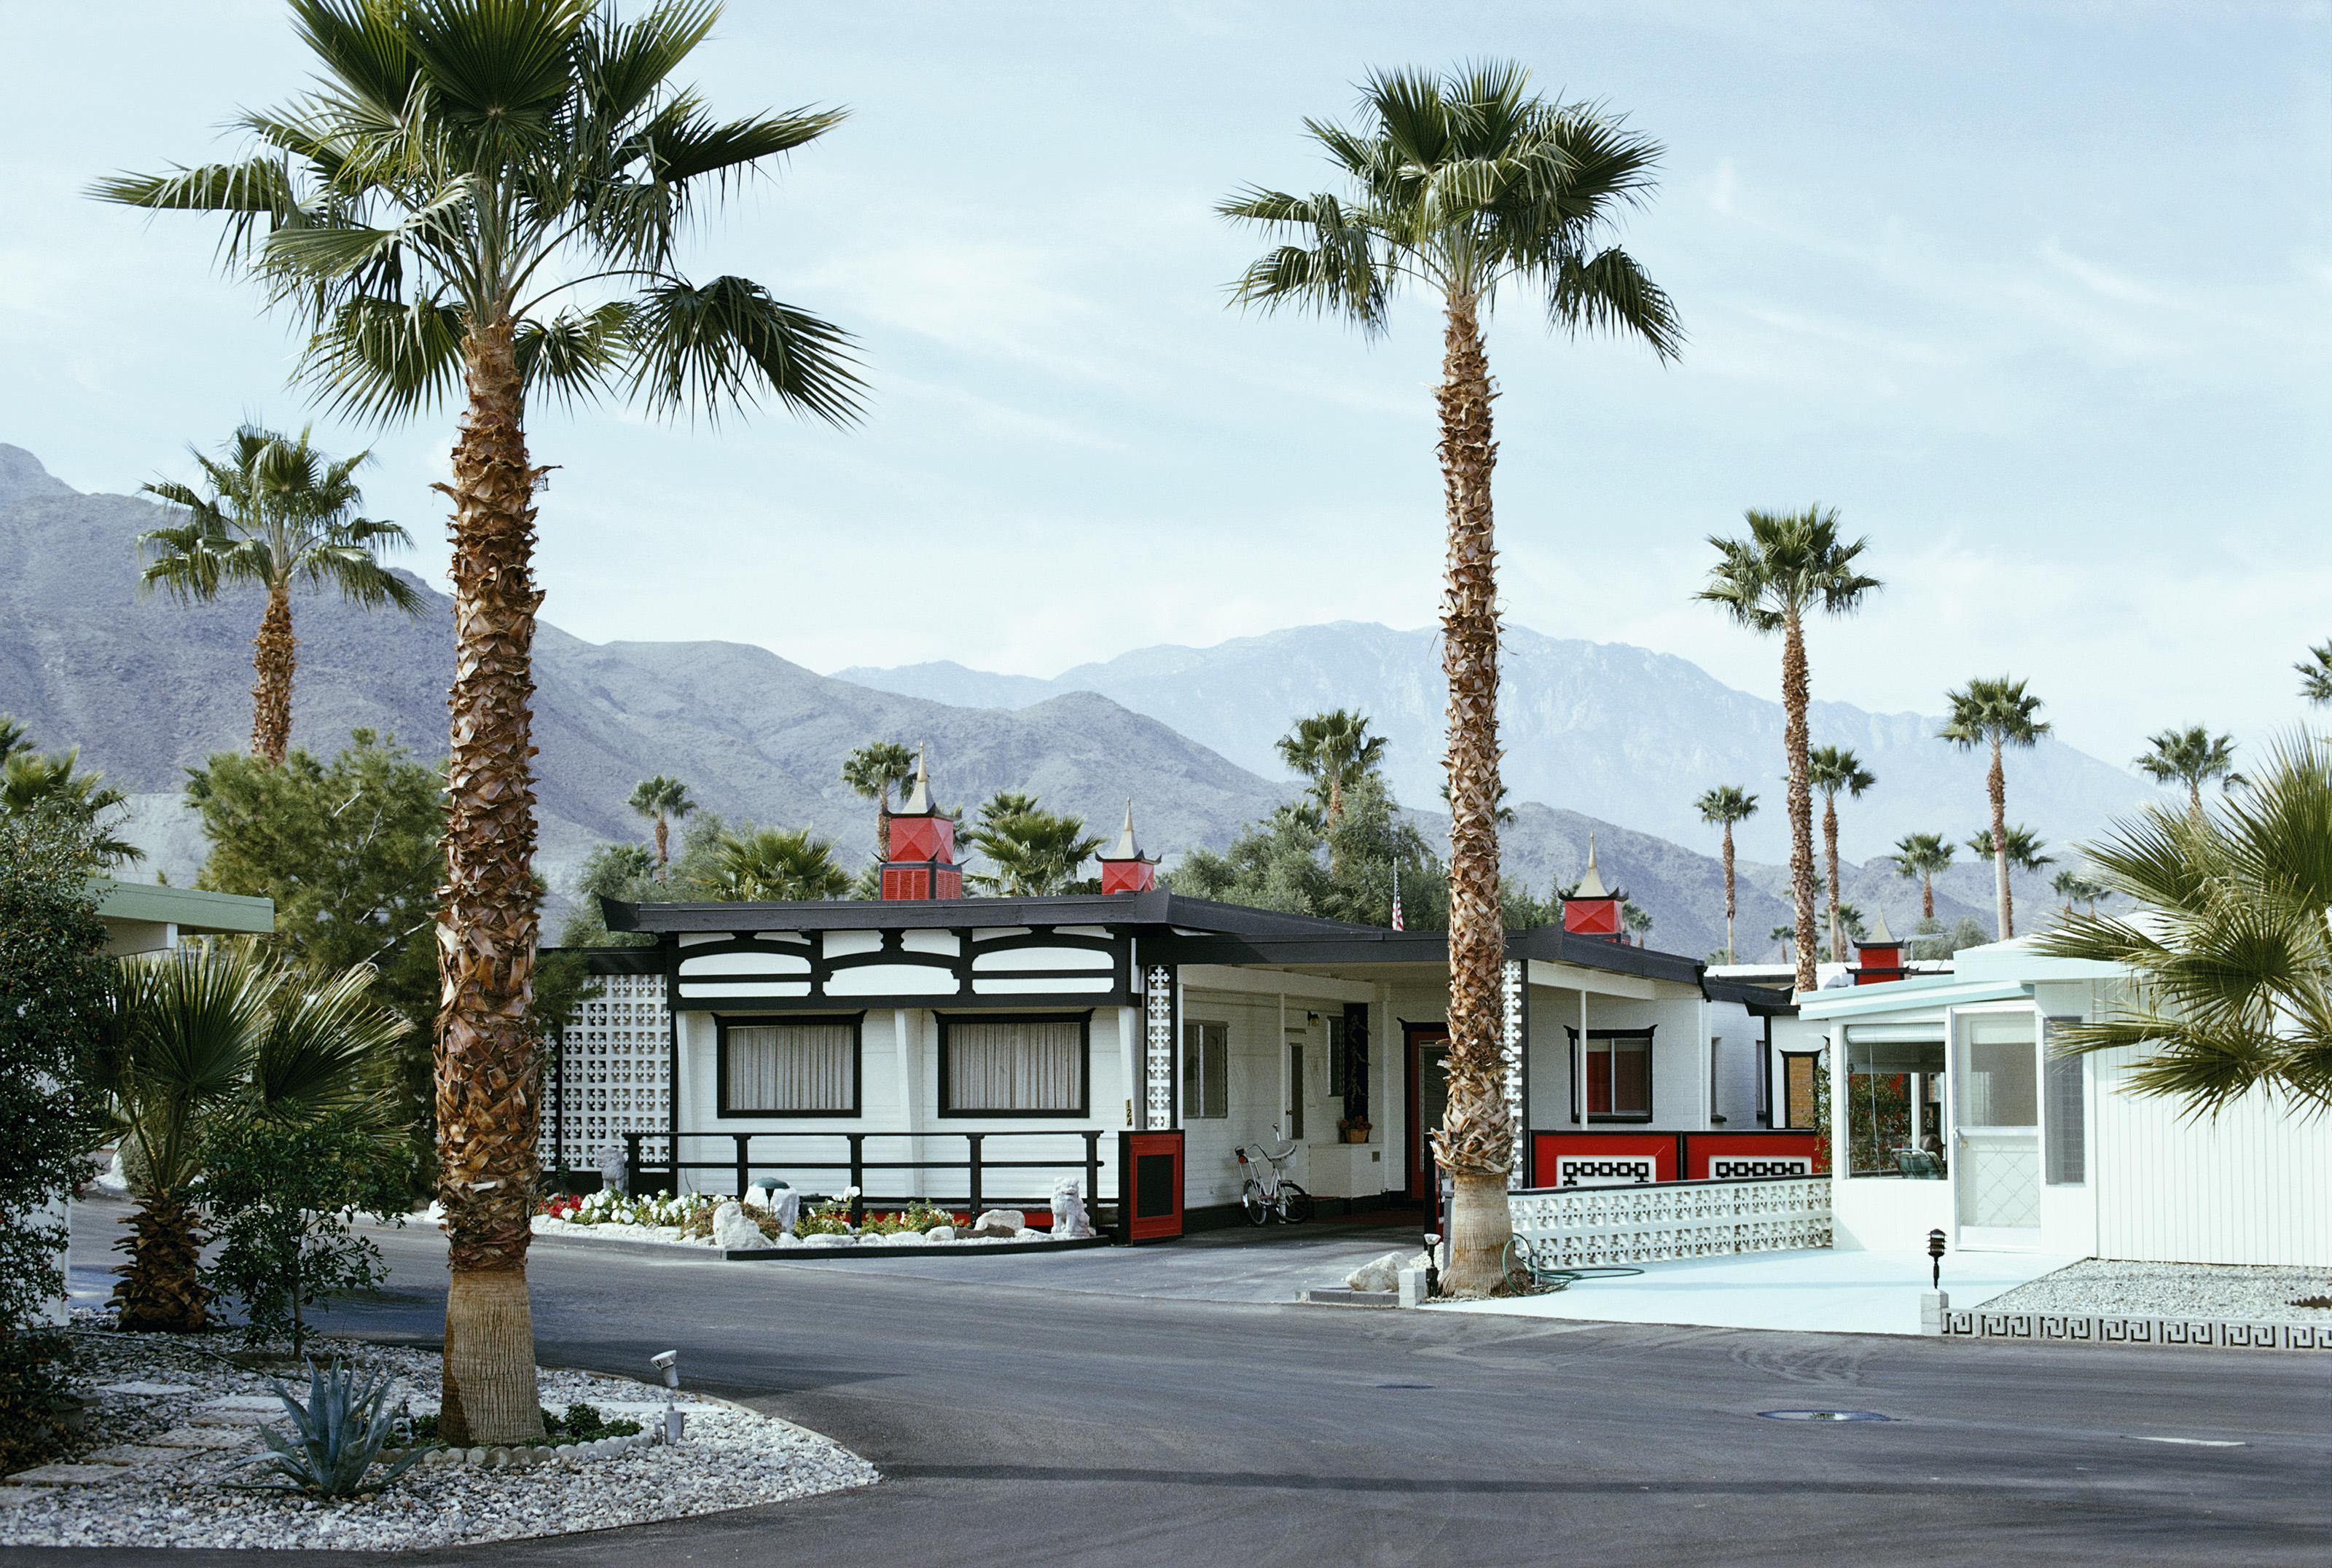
[2044,1019,2086,1185]
[1781,1052,1821,1130]
[721,1019,856,1114]
[1960,1013,2038,1127]
[1182,1021,1228,1119]
[945,1017,1087,1113]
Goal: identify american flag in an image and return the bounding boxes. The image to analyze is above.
[1391,862,1404,931]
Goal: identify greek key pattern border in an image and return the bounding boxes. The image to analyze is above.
[1941,1310,2332,1352]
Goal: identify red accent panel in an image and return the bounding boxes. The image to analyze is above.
[880,861,964,901]
[1683,1132,1819,1180]
[1531,1132,1678,1184]
[1100,859,1156,894]
[888,815,955,864]
[1119,1129,1185,1243]
[1563,897,1622,936]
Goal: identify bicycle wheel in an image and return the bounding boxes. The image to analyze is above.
[1241,1180,1271,1226]
[1277,1183,1313,1224]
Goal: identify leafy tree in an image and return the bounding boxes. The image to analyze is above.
[1695,785,1758,963]
[2296,641,2332,706]
[1807,746,1877,963]
[625,775,694,878]
[98,944,403,1333]
[139,425,419,765]
[1889,831,1955,922]
[558,841,660,948]
[0,720,143,867]
[1275,710,1388,826]
[1699,507,1881,994]
[965,791,1103,896]
[1941,677,2050,939]
[1223,61,1679,1295]
[693,826,850,902]
[2134,726,2242,816]
[2040,733,2332,1116]
[99,0,863,1442]
[840,742,917,860]
[1174,772,1444,930]
[201,1110,410,1358]
[187,731,442,1177]
[0,806,110,1471]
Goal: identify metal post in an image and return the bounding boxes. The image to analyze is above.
[625,1132,641,1195]
[967,1133,984,1218]
[1084,1129,1100,1216]
[848,1133,865,1226]
[735,1133,749,1199]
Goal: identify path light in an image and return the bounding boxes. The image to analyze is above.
[1927,1228,1946,1289]
[1423,1231,1441,1298]
[651,1349,686,1444]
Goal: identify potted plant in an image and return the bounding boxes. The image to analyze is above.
[1337,1116,1372,1145]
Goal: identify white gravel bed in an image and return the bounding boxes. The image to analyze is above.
[1,1325,875,1552]
[528,1215,1061,1250]
[1979,1259,2332,1325]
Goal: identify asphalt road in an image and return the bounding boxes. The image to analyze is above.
[20,1207,2331,1567]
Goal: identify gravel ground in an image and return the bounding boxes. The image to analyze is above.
[0,1322,875,1552]
[1979,1259,2332,1324]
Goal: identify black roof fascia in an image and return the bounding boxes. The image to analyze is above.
[1146,923,1705,987]
[598,890,1385,941]
[542,944,663,977]
[1702,974,1797,1013]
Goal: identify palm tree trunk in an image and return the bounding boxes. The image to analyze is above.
[249,580,296,767]
[1823,796,1843,964]
[1721,823,1737,964]
[1782,611,1818,994]
[1431,292,1512,1295]
[109,1189,209,1333]
[1921,872,1935,922]
[653,814,670,877]
[877,783,893,861]
[434,317,547,1446]
[1989,739,2012,938]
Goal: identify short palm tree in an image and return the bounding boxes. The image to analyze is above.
[1,737,144,868]
[626,776,694,879]
[1694,785,1758,963]
[1223,63,1678,1295]
[1890,831,1955,922]
[966,793,1104,896]
[1275,710,1388,825]
[2050,866,2108,916]
[1807,746,1877,963]
[98,943,402,1333]
[97,0,861,1442]
[694,827,850,902]
[2039,732,2332,1115]
[2134,726,2243,816]
[840,742,916,859]
[1699,508,1882,995]
[1942,678,2051,939]
[140,425,419,766]
[2296,641,2332,706]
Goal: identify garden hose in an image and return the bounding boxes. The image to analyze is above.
[1502,1237,1645,1291]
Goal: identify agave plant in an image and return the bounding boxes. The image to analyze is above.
[241,1357,428,1497]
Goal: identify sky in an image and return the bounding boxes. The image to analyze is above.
[1,1,2327,769]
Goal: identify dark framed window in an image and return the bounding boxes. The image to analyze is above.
[1568,1027,1654,1123]
[716,1014,863,1117]
[938,1012,1091,1117]
[1182,1021,1228,1119]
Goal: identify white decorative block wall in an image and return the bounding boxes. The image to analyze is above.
[1143,964,1176,1131]
[1501,959,1525,1189]
[545,973,670,1173]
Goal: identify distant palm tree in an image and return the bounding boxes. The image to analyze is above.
[1889,831,1955,922]
[98,0,862,1444]
[2296,641,2332,706]
[694,827,850,902]
[626,776,694,879]
[1276,710,1388,825]
[1695,785,1758,963]
[139,426,419,767]
[1836,903,1869,942]
[966,791,1104,896]
[1942,678,2050,939]
[0,730,144,868]
[1807,746,1877,963]
[2134,726,2243,815]
[1222,61,1680,1296]
[2050,867,2108,916]
[1967,823,2054,898]
[841,742,917,860]
[1768,923,1796,963]
[1699,508,1882,993]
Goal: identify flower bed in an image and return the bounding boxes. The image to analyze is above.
[0,1319,875,1552]
[529,1188,1081,1252]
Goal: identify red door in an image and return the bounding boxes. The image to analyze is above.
[1404,1024,1450,1201]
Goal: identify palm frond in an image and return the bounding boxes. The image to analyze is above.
[296,295,468,422]
[626,275,863,426]
[1549,245,1682,360]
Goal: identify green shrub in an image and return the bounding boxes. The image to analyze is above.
[862,1199,952,1234]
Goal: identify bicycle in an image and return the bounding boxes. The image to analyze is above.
[1234,1133,1312,1226]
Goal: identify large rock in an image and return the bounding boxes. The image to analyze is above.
[770,1190,801,1234]
[711,1202,765,1250]
[1345,1252,1408,1294]
[743,1184,770,1211]
[1050,1177,1095,1239]
[925,1225,956,1242]
[970,1208,1023,1237]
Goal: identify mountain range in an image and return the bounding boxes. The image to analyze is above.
[3,442,2066,958]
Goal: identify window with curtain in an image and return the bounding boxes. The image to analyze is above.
[719,1017,858,1116]
[943,1016,1088,1116]
[1182,1021,1228,1119]
[1572,1030,1654,1121]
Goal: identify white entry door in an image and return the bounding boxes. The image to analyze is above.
[1953,1011,2043,1249]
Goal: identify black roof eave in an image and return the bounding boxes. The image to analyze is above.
[598,890,1386,941]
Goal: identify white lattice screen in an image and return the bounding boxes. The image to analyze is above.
[1502,959,1526,1189]
[1143,965,1176,1130]
[545,973,670,1174]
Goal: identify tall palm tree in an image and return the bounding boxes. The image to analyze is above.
[1694,785,1758,963]
[139,425,419,766]
[2134,726,2243,815]
[97,0,861,1443]
[1889,831,1954,922]
[693,826,850,902]
[98,944,402,1333]
[1699,508,1882,995]
[1807,746,1877,963]
[1275,710,1388,825]
[1222,63,1678,1295]
[840,742,916,859]
[1941,678,2050,939]
[0,734,144,868]
[626,775,694,879]
[2040,732,2332,1115]
[965,792,1103,896]
[2296,641,2332,706]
